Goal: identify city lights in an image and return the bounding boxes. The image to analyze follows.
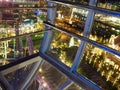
[0,0,120,90]
[39,68,42,73]
[43,82,47,87]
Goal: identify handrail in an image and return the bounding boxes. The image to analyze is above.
[49,0,120,17]
[18,56,43,90]
[44,21,120,57]
[0,53,39,73]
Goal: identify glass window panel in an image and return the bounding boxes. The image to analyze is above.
[56,5,88,35]
[0,12,45,65]
[77,43,120,90]
[0,32,44,66]
[31,33,44,51]
[66,82,83,90]
[38,61,69,90]
[27,80,39,90]
[90,13,120,52]
[4,62,37,90]
[48,31,80,67]
[21,33,44,57]
[97,0,120,11]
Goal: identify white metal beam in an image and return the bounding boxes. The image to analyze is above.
[40,2,57,53]
[71,0,97,72]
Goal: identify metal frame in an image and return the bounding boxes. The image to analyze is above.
[1,56,41,75]
[39,4,57,87]
[18,57,42,90]
[0,2,56,90]
[0,53,39,75]
[40,2,57,53]
[71,0,97,72]
[44,22,120,56]
[0,53,42,90]
[0,72,13,90]
[49,0,120,17]
[43,0,120,89]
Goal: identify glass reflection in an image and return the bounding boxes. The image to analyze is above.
[0,11,45,66]
[37,61,69,90]
[97,0,120,11]
[90,13,120,52]
[0,32,44,66]
[56,5,88,35]
[22,33,44,56]
[4,62,36,90]
[48,31,80,67]
[77,44,120,90]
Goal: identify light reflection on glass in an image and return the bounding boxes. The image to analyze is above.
[4,62,37,90]
[97,1,120,11]
[48,31,80,67]
[38,61,69,90]
[90,13,120,52]
[56,5,88,35]
[77,44,120,90]
[0,32,44,66]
